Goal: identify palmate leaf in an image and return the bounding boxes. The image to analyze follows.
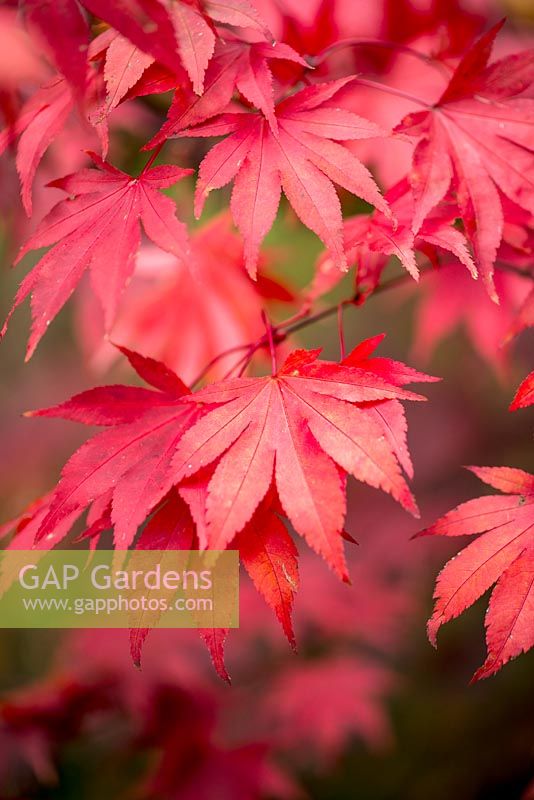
[2,154,192,359]
[419,466,534,680]
[396,21,534,301]
[180,77,392,276]
[99,30,156,114]
[172,339,435,578]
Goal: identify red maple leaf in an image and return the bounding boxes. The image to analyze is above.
[2,154,192,358]
[396,21,534,300]
[510,370,534,410]
[126,488,231,677]
[181,471,301,674]
[172,340,435,578]
[419,466,534,680]
[129,489,194,630]
[180,77,391,275]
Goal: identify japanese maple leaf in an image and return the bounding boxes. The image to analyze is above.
[81,0,271,95]
[419,466,534,680]
[78,212,293,384]
[147,36,307,146]
[510,370,534,410]
[2,154,192,359]
[27,348,196,551]
[172,341,433,578]
[340,333,439,482]
[396,21,534,301]
[308,179,475,303]
[180,77,391,276]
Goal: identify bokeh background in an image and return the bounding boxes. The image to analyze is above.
[0,0,533,797]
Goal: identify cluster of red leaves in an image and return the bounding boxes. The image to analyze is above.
[2,337,434,677]
[0,0,533,683]
[1,8,532,355]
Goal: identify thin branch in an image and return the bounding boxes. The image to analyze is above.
[262,311,278,374]
[190,261,534,387]
[191,343,253,387]
[140,142,164,174]
[337,304,346,360]
[311,38,452,78]
[354,77,430,108]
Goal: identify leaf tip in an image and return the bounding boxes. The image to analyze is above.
[427,615,441,648]
[410,527,429,540]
